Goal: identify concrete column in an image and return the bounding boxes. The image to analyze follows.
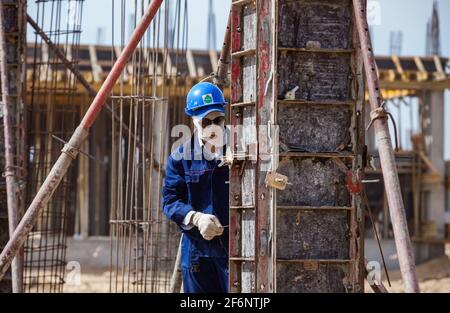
[422,90,446,237]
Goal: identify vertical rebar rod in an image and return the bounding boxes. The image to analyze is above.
[0,0,165,282]
[352,0,420,293]
[0,1,24,293]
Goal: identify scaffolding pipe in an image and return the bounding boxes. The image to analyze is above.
[214,6,231,88]
[353,0,420,293]
[0,0,165,281]
[0,2,24,293]
[169,236,183,293]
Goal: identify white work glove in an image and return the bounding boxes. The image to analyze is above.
[191,212,224,241]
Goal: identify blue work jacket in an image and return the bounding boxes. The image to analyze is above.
[162,133,229,269]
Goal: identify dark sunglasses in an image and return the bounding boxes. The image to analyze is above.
[201,116,225,128]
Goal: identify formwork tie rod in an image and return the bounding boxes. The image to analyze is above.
[0,0,165,281]
[352,0,420,293]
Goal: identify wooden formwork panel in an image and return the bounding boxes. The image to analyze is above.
[230,0,365,293]
[273,0,364,293]
[276,210,350,259]
[277,158,351,207]
[278,0,352,49]
[229,0,260,293]
[276,262,351,293]
[277,104,353,152]
[277,53,352,101]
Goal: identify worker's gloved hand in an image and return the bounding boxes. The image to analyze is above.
[191,212,224,240]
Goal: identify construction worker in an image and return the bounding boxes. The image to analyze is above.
[162,82,229,293]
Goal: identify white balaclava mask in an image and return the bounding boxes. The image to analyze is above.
[192,111,225,149]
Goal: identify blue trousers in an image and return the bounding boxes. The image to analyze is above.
[182,257,229,293]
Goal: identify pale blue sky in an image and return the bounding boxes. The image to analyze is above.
[27,0,450,159]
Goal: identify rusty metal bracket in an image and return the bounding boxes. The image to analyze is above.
[265,171,290,190]
[346,170,363,194]
[260,229,268,257]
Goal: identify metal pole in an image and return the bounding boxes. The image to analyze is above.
[214,6,231,88]
[352,0,420,292]
[169,235,183,293]
[0,0,165,282]
[0,1,24,293]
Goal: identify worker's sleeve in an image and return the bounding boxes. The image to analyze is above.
[162,155,194,226]
[180,211,195,230]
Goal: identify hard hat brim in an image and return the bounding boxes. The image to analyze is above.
[190,104,225,119]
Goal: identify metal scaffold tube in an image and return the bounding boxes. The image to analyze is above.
[352,0,420,293]
[0,1,24,293]
[214,6,231,88]
[0,0,165,282]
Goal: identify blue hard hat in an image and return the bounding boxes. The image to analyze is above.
[185,82,227,118]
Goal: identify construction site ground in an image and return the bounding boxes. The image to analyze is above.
[365,244,450,293]
[61,244,450,293]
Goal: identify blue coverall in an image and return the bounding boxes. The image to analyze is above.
[162,133,229,293]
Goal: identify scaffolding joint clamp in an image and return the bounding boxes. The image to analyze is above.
[60,126,89,160]
[61,143,79,159]
[366,106,388,131]
[366,102,400,151]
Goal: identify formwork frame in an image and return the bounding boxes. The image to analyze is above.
[229,0,366,292]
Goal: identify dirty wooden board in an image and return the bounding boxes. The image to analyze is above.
[277,210,350,259]
[278,0,352,49]
[277,52,351,101]
[229,0,258,293]
[242,56,256,103]
[242,3,256,50]
[277,262,350,293]
[276,158,351,207]
[277,104,352,152]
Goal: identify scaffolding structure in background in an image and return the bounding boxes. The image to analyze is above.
[23,0,84,293]
[108,0,188,293]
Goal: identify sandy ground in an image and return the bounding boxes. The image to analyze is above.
[61,245,450,293]
[366,244,450,293]
[63,268,172,293]
[63,268,111,293]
